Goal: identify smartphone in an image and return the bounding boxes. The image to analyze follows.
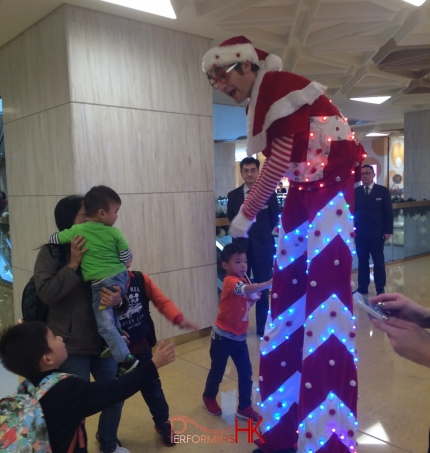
[353,292,388,321]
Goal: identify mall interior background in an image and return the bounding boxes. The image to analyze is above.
[1,4,430,451]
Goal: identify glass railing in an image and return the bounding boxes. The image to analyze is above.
[216,200,430,275]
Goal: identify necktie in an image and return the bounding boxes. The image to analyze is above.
[365,187,370,196]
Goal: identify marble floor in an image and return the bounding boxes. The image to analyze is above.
[1,257,430,452]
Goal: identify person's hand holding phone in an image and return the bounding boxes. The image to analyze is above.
[371,293,430,328]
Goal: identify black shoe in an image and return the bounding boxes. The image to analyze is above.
[377,290,385,295]
[356,288,368,294]
[155,422,176,447]
[257,331,264,337]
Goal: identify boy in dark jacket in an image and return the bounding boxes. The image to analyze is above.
[99,271,199,447]
[0,321,175,453]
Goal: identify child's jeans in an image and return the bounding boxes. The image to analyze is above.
[203,329,253,410]
[91,270,129,363]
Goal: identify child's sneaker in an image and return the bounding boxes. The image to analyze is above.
[155,422,176,447]
[100,347,113,359]
[236,406,262,423]
[202,395,222,416]
[117,354,139,377]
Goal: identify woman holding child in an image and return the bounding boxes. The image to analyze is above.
[33,195,126,453]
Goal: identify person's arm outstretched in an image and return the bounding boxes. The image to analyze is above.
[243,278,273,296]
[230,137,293,237]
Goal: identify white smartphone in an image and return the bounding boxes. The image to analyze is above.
[353,292,388,321]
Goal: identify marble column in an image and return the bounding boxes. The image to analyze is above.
[404,110,430,201]
[0,5,217,336]
[214,142,235,200]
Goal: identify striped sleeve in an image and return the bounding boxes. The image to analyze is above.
[119,249,132,263]
[242,136,293,220]
[49,233,60,244]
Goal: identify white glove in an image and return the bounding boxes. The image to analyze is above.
[229,206,254,238]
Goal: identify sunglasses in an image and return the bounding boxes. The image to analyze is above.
[206,63,238,89]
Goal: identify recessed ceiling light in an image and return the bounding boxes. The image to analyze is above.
[366,132,390,137]
[350,96,391,104]
[100,0,176,19]
[402,0,426,6]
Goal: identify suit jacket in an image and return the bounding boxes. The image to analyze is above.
[227,185,279,263]
[354,183,394,239]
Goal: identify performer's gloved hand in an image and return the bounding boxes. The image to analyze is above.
[229,206,255,238]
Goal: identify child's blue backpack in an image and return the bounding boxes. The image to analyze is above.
[0,372,69,453]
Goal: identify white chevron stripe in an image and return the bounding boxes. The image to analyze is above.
[258,371,302,434]
[260,295,306,356]
[297,393,357,453]
[307,191,355,259]
[276,220,309,270]
[302,295,355,361]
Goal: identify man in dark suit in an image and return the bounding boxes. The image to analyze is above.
[227,157,279,336]
[354,165,394,295]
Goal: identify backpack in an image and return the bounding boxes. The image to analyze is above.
[21,245,64,323]
[0,372,70,453]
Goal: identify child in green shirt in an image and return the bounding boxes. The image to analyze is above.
[49,185,137,376]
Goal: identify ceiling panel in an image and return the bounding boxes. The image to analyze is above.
[0,0,429,137]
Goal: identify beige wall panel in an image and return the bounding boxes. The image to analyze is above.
[114,193,215,275]
[0,7,69,123]
[72,104,213,194]
[66,5,212,117]
[5,105,74,196]
[9,196,60,273]
[148,265,218,338]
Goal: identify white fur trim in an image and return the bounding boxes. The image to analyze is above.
[202,43,259,72]
[247,76,327,156]
[246,69,268,156]
[262,54,283,71]
[229,205,254,238]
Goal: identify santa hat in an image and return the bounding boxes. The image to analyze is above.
[202,35,283,73]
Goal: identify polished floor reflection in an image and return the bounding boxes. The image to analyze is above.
[1,258,429,452]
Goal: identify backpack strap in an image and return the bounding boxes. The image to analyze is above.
[132,271,157,347]
[20,372,71,400]
[20,373,84,453]
[67,420,85,453]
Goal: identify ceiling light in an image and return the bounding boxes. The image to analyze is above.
[402,0,426,6]
[366,132,389,137]
[350,96,391,104]
[100,0,176,18]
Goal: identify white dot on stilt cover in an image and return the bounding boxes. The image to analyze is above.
[350,380,357,386]
[329,360,335,366]
[334,260,339,266]
[305,382,312,389]
[259,376,264,381]
[272,293,278,299]
[281,361,286,367]
[292,279,297,284]
[310,281,317,287]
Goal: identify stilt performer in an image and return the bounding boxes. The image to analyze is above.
[203,36,364,453]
